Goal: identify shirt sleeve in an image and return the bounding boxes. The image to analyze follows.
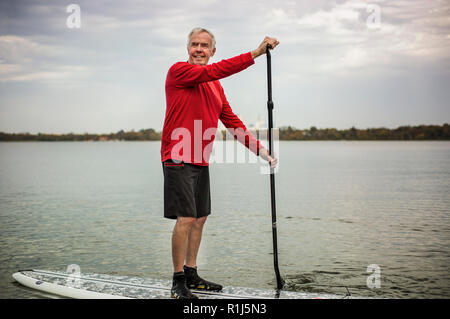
[167,52,254,88]
[218,85,264,156]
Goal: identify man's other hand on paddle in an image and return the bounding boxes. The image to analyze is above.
[251,36,280,59]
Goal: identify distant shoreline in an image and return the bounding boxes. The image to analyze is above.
[1,124,449,141]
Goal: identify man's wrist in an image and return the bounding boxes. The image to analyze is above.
[251,49,261,59]
[259,146,268,158]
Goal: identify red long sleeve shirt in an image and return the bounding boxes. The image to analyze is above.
[161,51,263,166]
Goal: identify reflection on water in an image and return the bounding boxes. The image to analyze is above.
[1,141,449,298]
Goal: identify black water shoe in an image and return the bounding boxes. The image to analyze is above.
[184,265,223,292]
[171,272,198,299]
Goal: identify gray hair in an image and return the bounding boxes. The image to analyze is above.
[187,27,216,50]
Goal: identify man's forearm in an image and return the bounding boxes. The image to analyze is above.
[251,49,263,60]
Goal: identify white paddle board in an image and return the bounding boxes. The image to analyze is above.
[13,269,346,299]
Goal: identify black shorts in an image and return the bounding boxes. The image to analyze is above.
[162,160,211,219]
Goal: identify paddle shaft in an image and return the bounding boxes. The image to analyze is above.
[266,44,284,290]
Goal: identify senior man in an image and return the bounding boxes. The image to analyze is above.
[161,27,279,299]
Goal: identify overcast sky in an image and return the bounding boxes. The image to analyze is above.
[0,0,449,134]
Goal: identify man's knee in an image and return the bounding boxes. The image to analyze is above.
[194,216,207,228]
[175,216,207,229]
[176,217,196,229]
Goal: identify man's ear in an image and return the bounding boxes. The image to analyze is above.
[211,47,216,57]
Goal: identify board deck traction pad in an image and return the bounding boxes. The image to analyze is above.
[13,269,346,299]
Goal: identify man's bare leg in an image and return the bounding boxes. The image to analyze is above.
[182,216,222,291]
[170,217,198,298]
[186,216,207,268]
[172,217,196,273]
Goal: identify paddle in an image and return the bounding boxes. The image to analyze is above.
[266,44,284,290]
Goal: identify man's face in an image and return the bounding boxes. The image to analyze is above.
[188,32,216,66]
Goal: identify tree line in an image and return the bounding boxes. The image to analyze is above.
[0,124,449,141]
[278,124,450,140]
[0,128,161,142]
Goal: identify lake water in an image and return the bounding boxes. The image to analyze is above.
[0,141,449,298]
